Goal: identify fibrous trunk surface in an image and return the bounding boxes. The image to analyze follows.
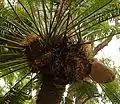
[23,35,91,85]
[36,75,65,104]
[22,35,91,104]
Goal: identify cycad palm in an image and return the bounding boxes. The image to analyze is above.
[0,0,120,104]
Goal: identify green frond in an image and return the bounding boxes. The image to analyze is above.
[0,72,38,104]
[67,81,100,104]
[100,82,120,104]
[0,0,120,103]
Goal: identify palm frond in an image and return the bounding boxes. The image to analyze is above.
[0,72,39,104]
[100,82,120,103]
[67,81,100,104]
[0,0,120,103]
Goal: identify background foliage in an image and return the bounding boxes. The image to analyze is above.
[0,0,120,104]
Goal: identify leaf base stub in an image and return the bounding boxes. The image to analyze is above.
[23,35,92,85]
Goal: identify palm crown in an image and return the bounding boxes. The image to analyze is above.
[0,0,120,104]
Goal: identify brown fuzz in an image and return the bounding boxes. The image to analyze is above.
[23,35,91,85]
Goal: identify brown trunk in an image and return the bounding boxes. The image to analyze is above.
[36,75,65,104]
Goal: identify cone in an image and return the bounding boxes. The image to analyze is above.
[90,58,115,83]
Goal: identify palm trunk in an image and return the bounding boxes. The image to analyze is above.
[36,75,65,104]
[36,1,70,104]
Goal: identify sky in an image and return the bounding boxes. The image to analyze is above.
[96,36,120,67]
[95,36,120,104]
[0,34,120,104]
[0,36,120,104]
[0,1,120,104]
